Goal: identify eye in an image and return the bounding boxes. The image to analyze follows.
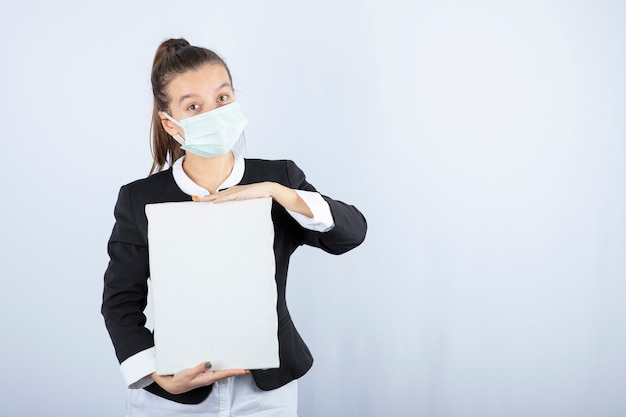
[187,103,201,111]
[217,94,229,103]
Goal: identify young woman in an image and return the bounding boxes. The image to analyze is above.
[101,38,367,416]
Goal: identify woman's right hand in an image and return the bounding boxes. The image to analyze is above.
[151,362,249,394]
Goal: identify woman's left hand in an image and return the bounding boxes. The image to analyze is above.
[192,181,314,218]
[192,182,275,203]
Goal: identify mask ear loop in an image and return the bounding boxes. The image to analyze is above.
[162,112,186,146]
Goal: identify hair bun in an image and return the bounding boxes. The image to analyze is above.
[169,39,189,52]
[152,38,190,69]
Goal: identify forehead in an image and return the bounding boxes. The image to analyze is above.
[166,63,232,98]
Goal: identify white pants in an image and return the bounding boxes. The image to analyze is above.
[126,374,298,417]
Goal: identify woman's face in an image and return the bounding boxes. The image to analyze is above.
[160,63,235,136]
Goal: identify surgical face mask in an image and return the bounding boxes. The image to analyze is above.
[162,101,248,158]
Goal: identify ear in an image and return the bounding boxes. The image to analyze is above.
[159,111,182,137]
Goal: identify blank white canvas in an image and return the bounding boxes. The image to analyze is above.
[145,198,279,375]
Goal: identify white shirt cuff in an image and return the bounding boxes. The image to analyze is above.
[120,347,156,389]
[287,190,334,232]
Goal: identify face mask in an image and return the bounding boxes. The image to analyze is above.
[163,101,248,158]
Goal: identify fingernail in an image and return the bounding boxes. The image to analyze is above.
[192,195,199,200]
[240,370,251,375]
[204,362,212,369]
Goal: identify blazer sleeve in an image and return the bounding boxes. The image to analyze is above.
[101,185,154,364]
[285,160,367,254]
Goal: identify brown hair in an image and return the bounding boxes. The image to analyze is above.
[149,38,233,174]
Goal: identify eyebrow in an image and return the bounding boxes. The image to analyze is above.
[178,93,200,106]
[214,81,232,92]
[177,82,233,106]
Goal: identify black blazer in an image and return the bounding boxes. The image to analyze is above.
[101,159,367,404]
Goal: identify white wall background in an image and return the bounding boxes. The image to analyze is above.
[1,1,625,416]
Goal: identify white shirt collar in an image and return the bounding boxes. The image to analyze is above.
[172,154,245,196]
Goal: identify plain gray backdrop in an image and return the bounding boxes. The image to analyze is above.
[1,1,625,416]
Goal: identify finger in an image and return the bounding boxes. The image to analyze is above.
[187,361,213,375]
[210,194,240,203]
[183,361,214,383]
[189,368,246,386]
[211,369,250,379]
[192,195,217,202]
[210,188,246,203]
